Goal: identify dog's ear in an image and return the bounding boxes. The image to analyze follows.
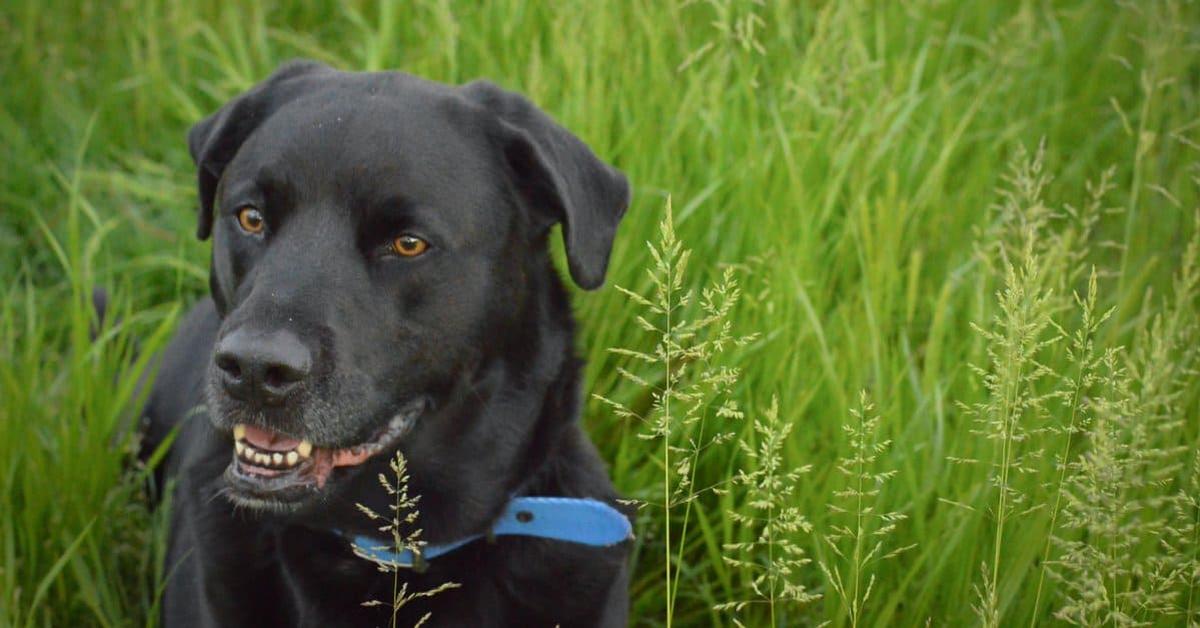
[187,59,333,240]
[460,81,631,290]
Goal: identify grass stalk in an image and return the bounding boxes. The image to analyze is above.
[1030,264,1117,624]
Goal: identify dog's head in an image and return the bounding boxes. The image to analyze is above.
[188,60,629,512]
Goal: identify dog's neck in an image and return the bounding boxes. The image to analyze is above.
[334,259,590,545]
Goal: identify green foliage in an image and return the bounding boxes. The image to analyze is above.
[1168,453,1200,625]
[820,391,913,628]
[596,198,755,625]
[1049,351,1176,626]
[356,452,461,628]
[2,1,1199,626]
[956,147,1065,627]
[1030,267,1115,623]
[714,396,817,627]
[1049,212,1200,626]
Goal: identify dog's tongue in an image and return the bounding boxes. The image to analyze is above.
[305,447,375,489]
[239,425,376,489]
[241,425,302,452]
[332,448,374,467]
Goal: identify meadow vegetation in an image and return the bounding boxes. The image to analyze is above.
[1,1,1198,625]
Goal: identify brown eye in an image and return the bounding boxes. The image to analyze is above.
[391,234,429,257]
[236,207,265,234]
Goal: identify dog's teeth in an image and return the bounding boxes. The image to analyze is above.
[286,451,299,466]
[297,440,313,458]
[255,453,269,465]
[272,452,283,466]
[235,441,245,455]
[233,424,246,440]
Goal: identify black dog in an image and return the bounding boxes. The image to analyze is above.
[140,60,632,627]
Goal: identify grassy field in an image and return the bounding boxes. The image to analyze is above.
[2,1,1199,626]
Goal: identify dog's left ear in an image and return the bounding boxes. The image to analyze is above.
[460,81,631,290]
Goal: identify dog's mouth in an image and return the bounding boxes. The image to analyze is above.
[223,400,423,509]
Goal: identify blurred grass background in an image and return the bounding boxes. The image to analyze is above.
[1,1,1198,626]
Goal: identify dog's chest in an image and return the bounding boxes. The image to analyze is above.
[275,529,621,627]
[276,529,511,627]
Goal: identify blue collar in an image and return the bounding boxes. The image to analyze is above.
[348,496,633,569]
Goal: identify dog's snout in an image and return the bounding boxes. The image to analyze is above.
[214,328,312,406]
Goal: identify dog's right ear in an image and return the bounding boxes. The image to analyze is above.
[459,81,631,290]
[187,59,333,240]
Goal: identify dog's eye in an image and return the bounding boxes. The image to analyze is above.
[236,207,265,235]
[391,234,429,257]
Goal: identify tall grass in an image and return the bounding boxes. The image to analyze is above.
[597,198,758,625]
[355,452,461,627]
[1,1,1198,626]
[819,391,912,628]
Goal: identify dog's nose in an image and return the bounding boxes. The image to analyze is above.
[214,328,312,406]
